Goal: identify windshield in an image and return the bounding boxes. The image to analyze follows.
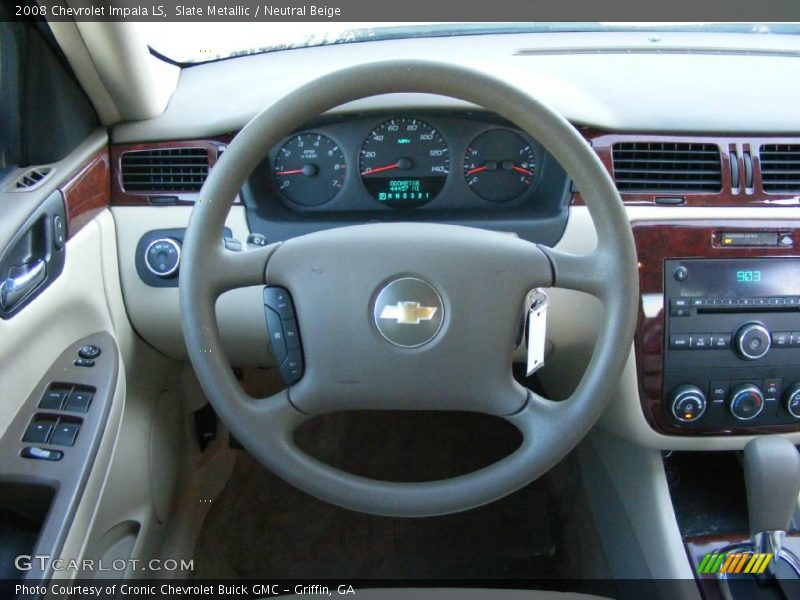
[143,22,800,64]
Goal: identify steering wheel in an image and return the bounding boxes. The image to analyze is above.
[180,60,638,517]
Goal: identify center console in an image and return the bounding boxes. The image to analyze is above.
[632,221,800,436]
[664,258,800,431]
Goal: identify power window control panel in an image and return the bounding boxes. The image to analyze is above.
[38,384,94,413]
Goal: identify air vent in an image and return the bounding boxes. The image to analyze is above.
[612,142,722,192]
[9,166,54,191]
[760,144,800,193]
[121,147,209,193]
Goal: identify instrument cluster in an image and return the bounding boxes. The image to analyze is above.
[264,113,546,211]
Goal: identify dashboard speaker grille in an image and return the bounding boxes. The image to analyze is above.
[611,142,722,192]
[760,144,800,193]
[121,147,209,193]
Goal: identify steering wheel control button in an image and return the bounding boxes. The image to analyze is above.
[264,287,295,319]
[373,277,444,348]
[670,385,707,423]
[78,345,101,359]
[265,306,288,364]
[728,383,765,421]
[281,349,304,385]
[785,384,800,419]
[144,238,181,278]
[40,388,70,410]
[734,323,771,360]
[65,390,93,413]
[282,318,301,350]
[264,286,304,384]
[22,447,63,462]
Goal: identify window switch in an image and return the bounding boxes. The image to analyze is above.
[22,420,56,444]
[50,422,80,447]
[65,390,93,413]
[40,388,70,410]
[21,447,63,461]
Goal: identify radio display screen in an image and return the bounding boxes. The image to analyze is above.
[672,258,800,298]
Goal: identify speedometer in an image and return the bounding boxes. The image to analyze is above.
[359,118,449,207]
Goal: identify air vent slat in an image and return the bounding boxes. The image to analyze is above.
[761,144,800,192]
[611,142,722,192]
[121,147,209,193]
[9,166,54,191]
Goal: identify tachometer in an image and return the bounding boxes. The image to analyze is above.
[359,118,449,207]
[273,133,346,206]
[463,129,536,202]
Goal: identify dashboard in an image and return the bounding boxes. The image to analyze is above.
[243,111,570,245]
[104,31,800,448]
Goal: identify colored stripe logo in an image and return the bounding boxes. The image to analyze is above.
[697,552,773,575]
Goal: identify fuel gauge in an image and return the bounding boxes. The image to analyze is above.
[463,129,536,202]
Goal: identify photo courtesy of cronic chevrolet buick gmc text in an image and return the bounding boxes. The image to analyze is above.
[2,11,800,600]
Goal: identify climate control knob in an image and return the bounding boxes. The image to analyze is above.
[144,238,181,278]
[785,383,800,419]
[670,385,707,423]
[734,323,771,360]
[728,383,765,421]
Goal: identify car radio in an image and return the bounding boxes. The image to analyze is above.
[663,258,800,430]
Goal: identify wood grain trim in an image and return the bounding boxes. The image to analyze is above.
[110,138,233,206]
[633,220,800,436]
[574,130,800,207]
[61,150,110,238]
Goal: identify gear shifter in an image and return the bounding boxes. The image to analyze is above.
[743,437,800,558]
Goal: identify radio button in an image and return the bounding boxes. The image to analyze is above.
[774,332,792,348]
[787,297,800,306]
[755,298,769,307]
[734,323,771,360]
[710,334,731,349]
[669,334,691,350]
[691,298,706,307]
[671,298,690,307]
[670,307,690,317]
[673,266,688,281]
[691,335,711,349]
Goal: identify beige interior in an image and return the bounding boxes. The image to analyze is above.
[5,19,800,588]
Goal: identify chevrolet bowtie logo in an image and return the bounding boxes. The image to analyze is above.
[379,302,438,325]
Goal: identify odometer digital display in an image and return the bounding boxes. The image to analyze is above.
[359,118,449,207]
